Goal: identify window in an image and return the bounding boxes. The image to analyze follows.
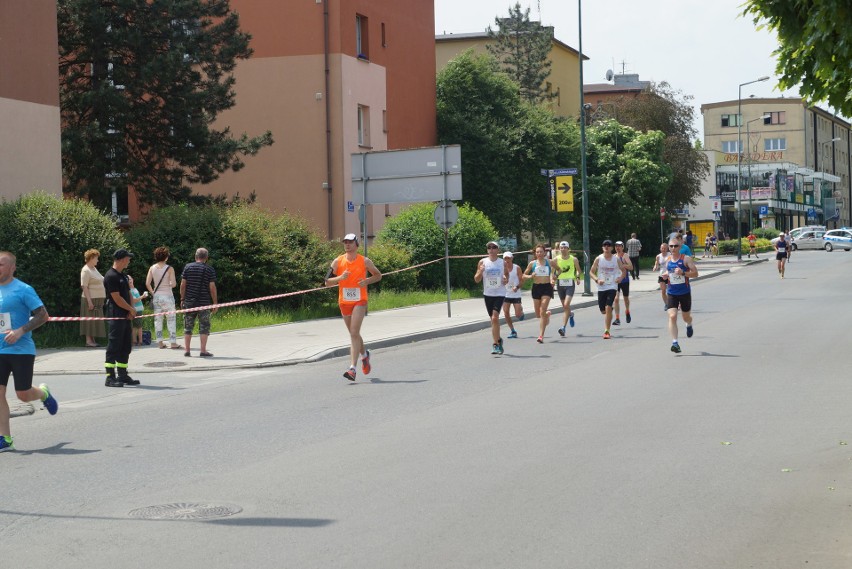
[764,138,786,151]
[764,111,786,125]
[358,105,370,147]
[721,140,742,153]
[721,114,741,127]
[356,14,369,59]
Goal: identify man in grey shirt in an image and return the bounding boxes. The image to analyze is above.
[626,233,642,280]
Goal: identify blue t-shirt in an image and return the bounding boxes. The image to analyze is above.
[0,278,45,355]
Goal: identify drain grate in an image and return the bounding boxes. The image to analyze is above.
[143,361,189,368]
[129,502,242,520]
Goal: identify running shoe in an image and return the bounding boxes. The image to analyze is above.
[686,325,693,338]
[626,311,632,324]
[536,336,543,344]
[361,350,371,375]
[508,329,518,339]
[496,343,504,355]
[569,314,575,328]
[491,344,500,354]
[518,313,525,321]
[0,436,13,453]
[39,383,58,415]
[343,368,356,381]
[603,331,611,340]
[671,342,681,353]
[613,318,621,326]
[558,327,565,337]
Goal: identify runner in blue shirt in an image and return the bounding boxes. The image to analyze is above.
[0,251,57,453]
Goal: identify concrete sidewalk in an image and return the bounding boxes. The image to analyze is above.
[29,255,757,377]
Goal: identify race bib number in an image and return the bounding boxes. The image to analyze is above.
[0,312,10,334]
[603,274,615,285]
[669,272,685,285]
[534,264,549,277]
[486,276,502,290]
[342,287,361,302]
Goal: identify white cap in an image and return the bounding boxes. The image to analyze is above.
[343,233,358,242]
[559,241,570,248]
[503,251,513,258]
[615,240,624,245]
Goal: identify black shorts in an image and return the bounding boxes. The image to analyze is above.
[658,275,668,284]
[503,297,522,305]
[667,292,692,313]
[531,282,553,300]
[617,280,630,297]
[484,295,505,317]
[556,281,576,302]
[597,289,617,312]
[0,354,36,392]
[776,252,787,261]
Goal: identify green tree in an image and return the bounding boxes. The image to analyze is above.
[743,0,852,116]
[58,0,273,210]
[437,51,579,240]
[607,81,709,210]
[584,120,672,244]
[486,2,554,104]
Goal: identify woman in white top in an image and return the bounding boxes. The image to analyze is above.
[652,242,670,310]
[80,248,106,347]
[145,246,182,349]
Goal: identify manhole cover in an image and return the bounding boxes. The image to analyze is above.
[129,502,242,520]
[143,361,189,368]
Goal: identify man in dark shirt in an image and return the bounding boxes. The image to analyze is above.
[180,247,218,357]
[103,249,139,387]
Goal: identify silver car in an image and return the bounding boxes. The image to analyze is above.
[823,229,852,252]
[771,230,825,251]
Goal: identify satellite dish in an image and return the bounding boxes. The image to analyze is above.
[605,69,613,82]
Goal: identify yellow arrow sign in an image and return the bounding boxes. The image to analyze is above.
[555,175,574,212]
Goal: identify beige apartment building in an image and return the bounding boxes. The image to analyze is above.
[702,97,850,231]
[435,31,583,119]
[0,1,62,202]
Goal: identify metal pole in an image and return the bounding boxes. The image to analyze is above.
[578,0,592,296]
[360,153,368,257]
[747,119,752,233]
[736,86,743,261]
[441,145,452,318]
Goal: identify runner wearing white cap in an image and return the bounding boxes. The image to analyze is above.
[552,241,581,337]
[501,251,524,339]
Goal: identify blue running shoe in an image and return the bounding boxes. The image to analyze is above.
[496,343,504,355]
[39,383,58,416]
[626,311,632,324]
[613,318,621,326]
[686,325,694,338]
[518,313,525,321]
[569,314,575,328]
[508,329,518,339]
[491,344,499,354]
[0,436,13,453]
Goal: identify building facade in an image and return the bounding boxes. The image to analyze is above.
[0,1,62,202]
[188,0,438,239]
[435,31,583,119]
[702,97,850,231]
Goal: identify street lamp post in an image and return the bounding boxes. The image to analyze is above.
[746,114,771,233]
[578,0,592,296]
[821,136,841,226]
[736,76,770,262]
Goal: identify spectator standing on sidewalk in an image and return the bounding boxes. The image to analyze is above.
[103,249,139,387]
[0,251,57,453]
[180,248,218,358]
[326,234,382,380]
[145,246,182,350]
[626,233,642,279]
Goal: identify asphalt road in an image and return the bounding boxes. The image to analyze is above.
[3,250,852,569]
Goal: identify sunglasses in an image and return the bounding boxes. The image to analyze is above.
[668,243,678,247]
[487,245,498,250]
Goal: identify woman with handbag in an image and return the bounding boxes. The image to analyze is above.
[145,246,182,349]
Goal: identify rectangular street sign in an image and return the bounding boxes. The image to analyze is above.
[555,175,574,212]
[352,145,462,204]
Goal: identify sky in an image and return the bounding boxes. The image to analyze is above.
[434,0,792,140]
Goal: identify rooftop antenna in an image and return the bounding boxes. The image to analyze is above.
[605,69,613,82]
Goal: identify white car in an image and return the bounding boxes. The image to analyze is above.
[772,230,826,251]
[823,229,852,252]
[790,226,826,240]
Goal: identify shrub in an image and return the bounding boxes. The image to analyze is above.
[360,242,417,292]
[376,202,497,289]
[0,192,127,318]
[125,203,337,310]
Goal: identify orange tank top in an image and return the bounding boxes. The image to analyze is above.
[336,254,368,304]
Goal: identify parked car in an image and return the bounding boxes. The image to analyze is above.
[823,229,852,251]
[771,230,826,251]
[790,225,826,239]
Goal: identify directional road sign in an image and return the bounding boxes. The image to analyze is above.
[555,175,574,212]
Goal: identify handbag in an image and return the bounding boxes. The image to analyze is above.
[152,265,170,296]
